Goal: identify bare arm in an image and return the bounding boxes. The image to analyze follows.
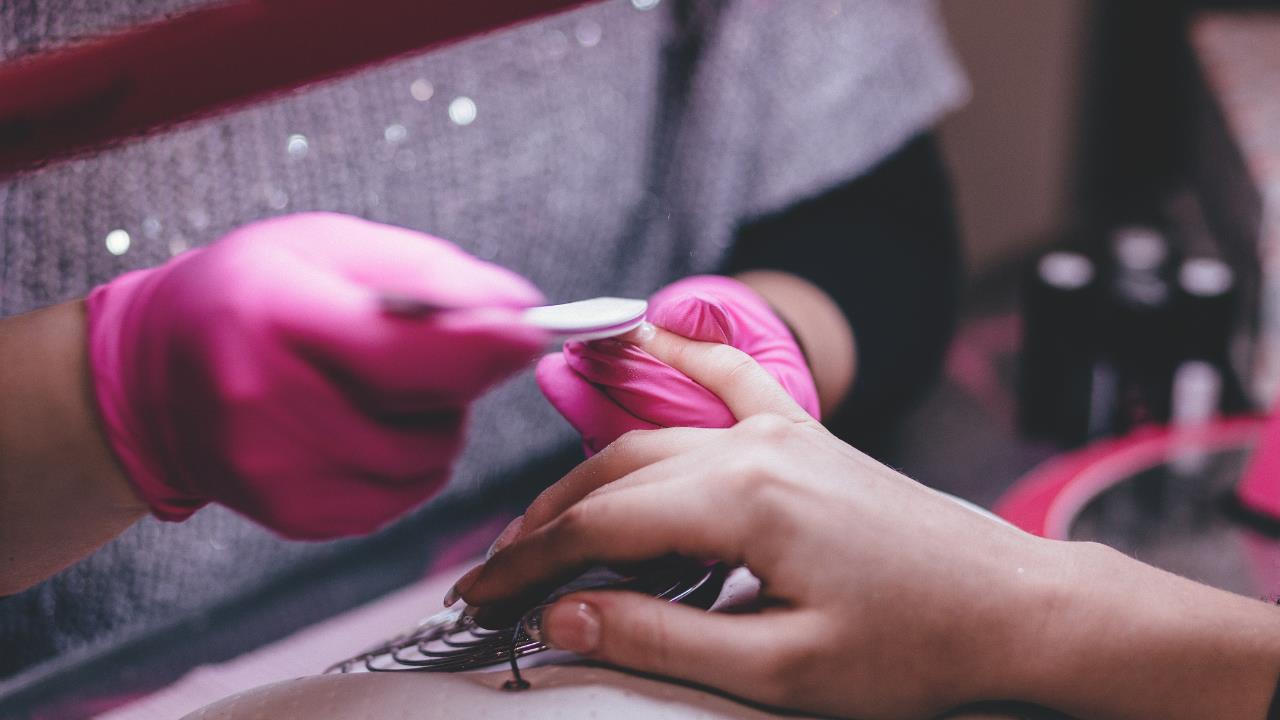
[0,301,144,595]
[468,328,1280,720]
[1029,541,1280,719]
[735,270,856,419]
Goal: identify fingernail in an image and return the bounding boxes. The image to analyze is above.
[543,600,601,654]
[443,564,484,608]
[626,321,656,344]
[486,516,525,560]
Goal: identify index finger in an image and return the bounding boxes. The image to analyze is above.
[517,425,719,539]
[461,458,745,625]
[628,324,813,423]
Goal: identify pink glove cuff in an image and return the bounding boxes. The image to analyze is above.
[88,266,207,521]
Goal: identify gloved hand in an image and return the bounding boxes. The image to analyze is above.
[536,275,819,455]
[87,212,546,539]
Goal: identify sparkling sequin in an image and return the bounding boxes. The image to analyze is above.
[384,124,408,144]
[542,29,570,58]
[448,96,478,126]
[187,208,211,231]
[262,184,290,210]
[141,217,163,239]
[105,229,131,255]
[286,133,310,158]
[574,20,603,47]
[410,78,435,102]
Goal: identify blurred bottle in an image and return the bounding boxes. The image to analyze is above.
[1173,258,1240,408]
[1169,257,1243,478]
[1104,226,1179,433]
[1018,250,1100,445]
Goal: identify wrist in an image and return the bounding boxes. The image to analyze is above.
[0,301,145,592]
[1015,541,1280,719]
[996,539,1112,705]
[926,534,1082,708]
[1,301,140,504]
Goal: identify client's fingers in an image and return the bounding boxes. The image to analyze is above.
[629,325,812,423]
[461,469,745,613]
[536,591,808,704]
[516,425,719,542]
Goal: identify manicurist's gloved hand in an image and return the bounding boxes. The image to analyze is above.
[87,212,546,539]
[536,275,819,454]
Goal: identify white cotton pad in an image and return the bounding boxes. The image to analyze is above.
[380,293,647,341]
[520,297,648,340]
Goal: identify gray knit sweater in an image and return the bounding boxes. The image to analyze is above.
[0,0,966,686]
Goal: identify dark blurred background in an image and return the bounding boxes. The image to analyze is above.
[900,0,1280,501]
[940,0,1275,276]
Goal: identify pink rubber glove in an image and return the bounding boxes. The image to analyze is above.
[87,213,546,539]
[536,275,819,455]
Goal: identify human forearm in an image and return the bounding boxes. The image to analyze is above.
[478,330,1280,719]
[1018,542,1280,719]
[735,270,855,418]
[0,301,144,595]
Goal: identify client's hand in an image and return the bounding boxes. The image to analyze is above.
[455,328,1280,720]
[536,275,818,454]
[87,213,546,539]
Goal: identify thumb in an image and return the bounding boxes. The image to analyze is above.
[533,590,792,703]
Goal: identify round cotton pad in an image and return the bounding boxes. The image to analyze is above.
[520,297,648,340]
